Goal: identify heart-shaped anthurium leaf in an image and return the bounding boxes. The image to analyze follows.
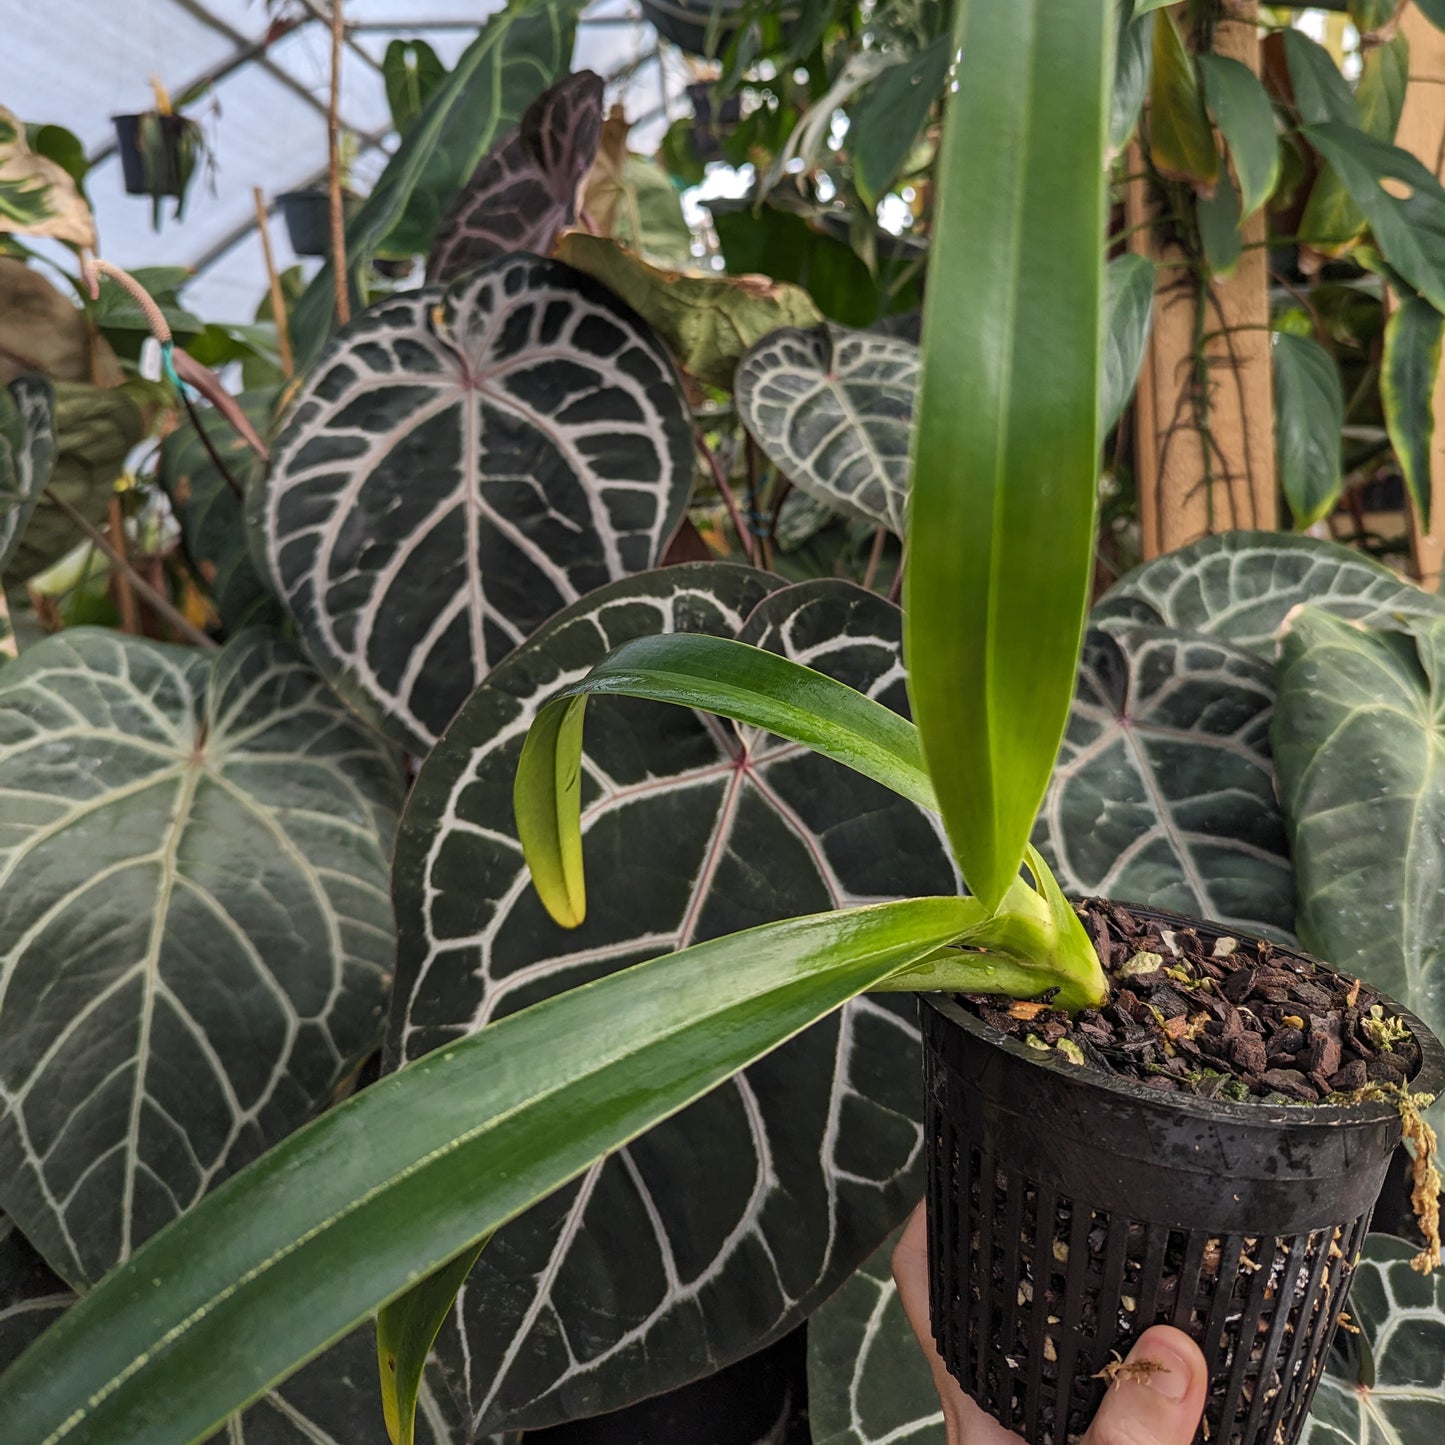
[807,1229,945,1445]
[0,1211,468,1445]
[1035,624,1294,935]
[158,391,282,633]
[1273,608,1445,1065]
[253,253,694,753]
[1093,530,1445,656]
[427,71,605,284]
[0,375,56,574]
[388,562,953,1435]
[735,323,918,535]
[1299,1234,1445,1444]
[0,629,404,1288]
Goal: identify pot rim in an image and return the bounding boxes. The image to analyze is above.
[920,900,1445,1131]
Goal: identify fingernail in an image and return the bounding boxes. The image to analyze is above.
[1126,1339,1191,1401]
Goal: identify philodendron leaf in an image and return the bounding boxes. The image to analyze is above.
[1273,608,1445,1066]
[0,374,55,572]
[1199,54,1280,218]
[253,254,692,754]
[1093,530,1445,656]
[554,230,824,389]
[289,0,583,365]
[850,35,952,209]
[0,885,977,1445]
[735,323,917,534]
[1299,1234,1445,1444]
[1382,294,1444,532]
[807,1229,945,1445]
[427,71,604,284]
[390,566,956,1434]
[1036,624,1293,936]
[1102,253,1155,432]
[157,389,282,632]
[1149,6,1218,190]
[906,0,1109,910]
[0,629,404,1287]
[1283,31,1360,130]
[1273,330,1344,529]
[1110,0,1154,154]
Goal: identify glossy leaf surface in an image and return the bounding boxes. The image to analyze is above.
[1110,1,1154,154]
[735,322,917,534]
[0,630,403,1287]
[392,569,958,1433]
[905,0,1110,909]
[1382,293,1443,532]
[1149,7,1218,189]
[1200,53,1280,217]
[1036,624,1292,935]
[254,255,692,753]
[851,37,951,208]
[1102,253,1154,431]
[1273,330,1344,528]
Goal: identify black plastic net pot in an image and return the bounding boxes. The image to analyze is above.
[919,906,1445,1445]
[112,113,191,197]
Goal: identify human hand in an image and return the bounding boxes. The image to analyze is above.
[892,1202,1208,1444]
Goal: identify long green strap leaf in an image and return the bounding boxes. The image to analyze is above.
[1382,294,1444,533]
[513,633,935,928]
[905,0,1110,909]
[0,896,978,1445]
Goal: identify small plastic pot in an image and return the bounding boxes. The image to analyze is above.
[276,189,361,258]
[920,906,1445,1445]
[112,112,192,197]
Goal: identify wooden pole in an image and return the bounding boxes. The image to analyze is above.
[252,186,294,379]
[328,0,350,327]
[1128,3,1277,558]
[1392,3,1445,589]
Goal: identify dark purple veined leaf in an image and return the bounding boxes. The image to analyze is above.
[427,71,605,284]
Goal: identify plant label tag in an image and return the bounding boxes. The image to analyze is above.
[140,337,163,383]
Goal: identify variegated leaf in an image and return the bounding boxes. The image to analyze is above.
[736,324,917,535]
[0,630,404,1287]
[1093,530,1445,656]
[388,565,954,1434]
[254,255,693,753]
[0,1211,468,1445]
[1035,624,1293,935]
[1300,1234,1445,1444]
[0,374,55,575]
[807,1230,945,1445]
[427,71,605,284]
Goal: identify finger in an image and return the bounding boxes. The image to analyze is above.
[891,1203,1019,1445]
[1080,1325,1208,1445]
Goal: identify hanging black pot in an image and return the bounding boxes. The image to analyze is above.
[640,0,797,57]
[112,112,197,198]
[920,903,1445,1445]
[276,189,362,258]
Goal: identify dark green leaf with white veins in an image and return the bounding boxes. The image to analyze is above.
[1035,624,1292,935]
[736,323,917,535]
[157,390,282,632]
[807,1230,945,1445]
[0,629,404,1287]
[388,564,954,1434]
[1273,330,1344,529]
[1273,608,1445,1068]
[254,254,693,754]
[0,374,55,573]
[1299,1234,1445,1444]
[1093,530,1445,656]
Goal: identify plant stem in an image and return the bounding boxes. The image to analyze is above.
[44,489,216,650]
[180,388,245,501]
[108,494,143,636]
[253,186,295,378]
[862,526,887,591]
[695,426,755,564]
[328,0,350,327]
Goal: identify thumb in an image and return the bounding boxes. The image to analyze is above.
[1081,1325,1207,1445]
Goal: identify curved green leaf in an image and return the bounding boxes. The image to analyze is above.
[1273,330,1344,528]
[1382,294,1444,533]
[390,569,959,1433]
[1358,32,1409,143]
[1299,1234,1445,1444]
[254,254,693,754]
[0,374,54,573]
[1036,624,1293,935]
[1200,53,1280,218]
[851,36,952,209]
[806,1230,945,1445]
[905,0,1109,910]
[1102,253,1154,431]
[1198,168,1243,278]
[0,629,404,1287]
[0,894,980,1445]
[1283,31,1360,129]
[1418,0,1445,32]
[736,323,917,534]
[516,631,934,926]
[1273,607,1445,1068]
[1149,7,1218,190]
[289,0,582,365]
[1110,1,1154,154]
[383,39,448,137]
[1093,531,1445,654]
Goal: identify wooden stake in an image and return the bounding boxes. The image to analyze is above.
[108,494,142,636]
[328,0,350,327]
[253,186,294,379]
